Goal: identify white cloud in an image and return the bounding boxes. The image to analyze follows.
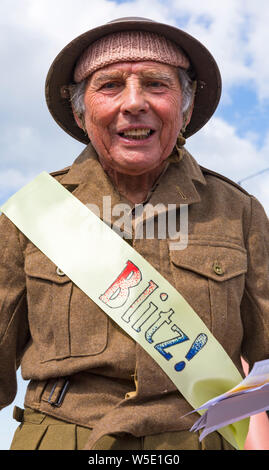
[244,1,269,101]
[0,0,170,55]
[187,117,266,178]
[187,116,269,213]
[165,0,269,102]
[0,0,269,215]
[0,169,34,203]
[1,0,269,100]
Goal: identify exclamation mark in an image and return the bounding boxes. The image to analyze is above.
[174,333,208,372]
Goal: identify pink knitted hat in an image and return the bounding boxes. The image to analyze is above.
[74,30,190,83]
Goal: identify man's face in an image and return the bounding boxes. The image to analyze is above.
[78,61,185,175]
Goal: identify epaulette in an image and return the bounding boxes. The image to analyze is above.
[200,165,250,196]
[50,166,71,177]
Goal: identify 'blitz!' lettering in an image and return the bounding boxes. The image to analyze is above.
[99,260,208,370]
[99,260,141,308]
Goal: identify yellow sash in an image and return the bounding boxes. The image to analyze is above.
[1,171,249,449]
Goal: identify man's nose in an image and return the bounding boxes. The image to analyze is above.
[120,82,149,115]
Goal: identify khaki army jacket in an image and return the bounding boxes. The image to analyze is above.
[0,144,268,449]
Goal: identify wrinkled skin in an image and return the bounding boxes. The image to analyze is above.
[74,61,192,203]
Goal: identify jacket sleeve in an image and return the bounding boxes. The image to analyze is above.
[0,213,29,410]
[240,196,269,370]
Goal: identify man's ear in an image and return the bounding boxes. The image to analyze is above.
[183,98,194,131]
[182,79,197,132]
[72,108,88,136]
[72,109,84,130]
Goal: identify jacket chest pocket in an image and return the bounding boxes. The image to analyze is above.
[169,243,247,346]
[25,249,108,362]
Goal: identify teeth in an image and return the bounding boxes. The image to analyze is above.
[121,128,152,139]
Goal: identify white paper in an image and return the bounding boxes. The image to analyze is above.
[189,359,269,440]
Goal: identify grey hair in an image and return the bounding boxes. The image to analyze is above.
[69,80,87,123]
[177,68,195,116]
[69,67,194,125]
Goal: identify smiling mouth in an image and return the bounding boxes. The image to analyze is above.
[118,128,155,140]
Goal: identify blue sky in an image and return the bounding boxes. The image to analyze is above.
[1,0,269,449]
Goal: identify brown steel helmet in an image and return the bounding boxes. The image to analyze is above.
[45,17,221,144]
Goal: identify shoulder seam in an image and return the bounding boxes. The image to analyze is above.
[200,165,250,196]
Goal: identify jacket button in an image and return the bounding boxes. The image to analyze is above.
[213,261,224,276]
[56,267,65,276]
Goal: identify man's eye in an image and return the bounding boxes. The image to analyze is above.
[147,81,165,88]
[101,82,121,89]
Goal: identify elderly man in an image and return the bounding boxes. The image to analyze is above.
[0,17,268,451]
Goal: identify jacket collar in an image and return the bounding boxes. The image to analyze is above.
[60,142,206,210]
[59,144,206,237]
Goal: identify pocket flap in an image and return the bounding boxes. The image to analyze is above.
[170,243,247,282]
[25,249,71,284]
